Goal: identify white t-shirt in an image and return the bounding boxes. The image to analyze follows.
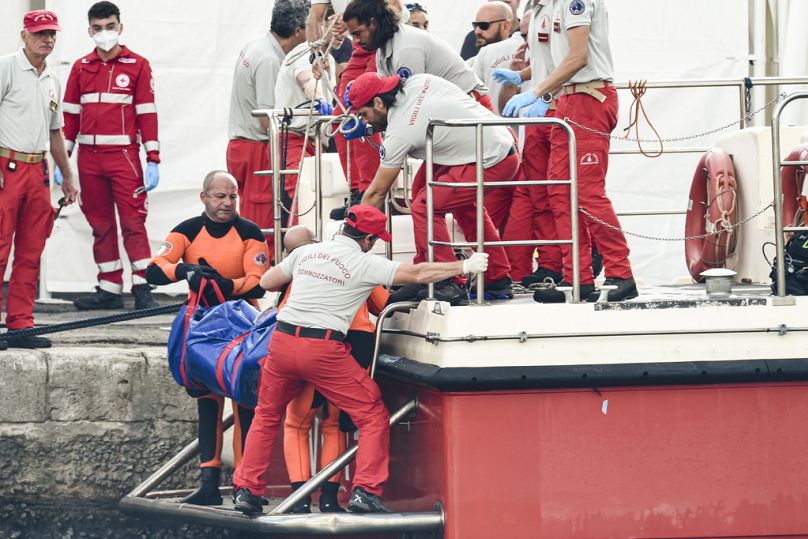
[0,49,63,153]
[228,32,286,141]
[528,0,557,84]
[470,34,524,115]
[551,0,614,84]
[278,234,401,334]
[275,42,315,132]
[377,24,486,96]
[380,74,514,169]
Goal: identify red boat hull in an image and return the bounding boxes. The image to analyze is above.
[381,379,808,539]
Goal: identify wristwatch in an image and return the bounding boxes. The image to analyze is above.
[540,93,553,103]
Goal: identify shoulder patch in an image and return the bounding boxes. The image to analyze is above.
[397,66,412,82]
[253,252,268,267]
[570,0,586,15]
[379,145,386,160]
[155,241,172,257]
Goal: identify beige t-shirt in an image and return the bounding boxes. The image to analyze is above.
[227,32,286,141]
[528,0,558,84]
[0,49,63,153]
[278,234,400,334]
[551,0,615,84]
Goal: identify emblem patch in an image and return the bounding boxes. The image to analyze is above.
[155,241,172,257]
[115,73,130,87]
[397,66,412,82]
[580,152,599,166]
[253,252,268,267]
[570,0,586,15]
[379,145,386,160]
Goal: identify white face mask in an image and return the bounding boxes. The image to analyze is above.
[93,29,119,52]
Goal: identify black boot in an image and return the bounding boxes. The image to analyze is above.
[4,329,51,349]
[319,481,345,513]
[132,284,159,310]
[329,189,363,221]
[288,481,312,514]
[179,467,222,506]
[73,286,124,310]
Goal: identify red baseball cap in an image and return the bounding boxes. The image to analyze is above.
[23,10,62,33]
[347,73,401,111]
[346,205,392,242]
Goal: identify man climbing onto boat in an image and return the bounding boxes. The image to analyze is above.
[353,72,519,304]
[232,204,489,514]
[502,0,638,302]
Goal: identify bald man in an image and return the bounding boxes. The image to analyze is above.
[461,0,521,60]
[146,170,270,504]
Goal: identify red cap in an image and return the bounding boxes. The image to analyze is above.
[346,205,392,242]
[23,10,62,33]
[347,73,401,111]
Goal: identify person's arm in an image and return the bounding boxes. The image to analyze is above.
[306,2,329,43]
[361,166,402,209]
[530,25,589,98]
[260,265,293,291]
[392,253,488,285]
[230,234,270,298]
[295,69,322,101]
[146,231,190,285]
[49,129,78,204]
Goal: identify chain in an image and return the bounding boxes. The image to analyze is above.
[565,92,786,143]
[578,202,774,241]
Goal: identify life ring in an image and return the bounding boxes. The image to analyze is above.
[684,148,738,281]
[781,143,808,230]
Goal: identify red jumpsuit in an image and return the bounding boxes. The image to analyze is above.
[226,139,272,233]
[63,46,158,294]
[335,42,385,193]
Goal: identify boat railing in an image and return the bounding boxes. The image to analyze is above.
[425,117,581,303]
[770,90,808,300]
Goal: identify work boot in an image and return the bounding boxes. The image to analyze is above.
[73,286,124,310]
[591,246,604,279]
[521,267,564,287]
[319,481,345,513]
[329,189,363,221]
[469,276,513,300]
[418,280,468,306]
[233,487,264,515]
[0,339,7,351]
[533,281,595,304]
[179,467,222,506]
[288,481,312,514]
[347,487,391,513]
[132,284,159,310]
[5,330,52,349]
[388,283,426,303]
[587,277,638,303]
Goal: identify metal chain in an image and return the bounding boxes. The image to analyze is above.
[566,92,786,143]
[578,202,774,241]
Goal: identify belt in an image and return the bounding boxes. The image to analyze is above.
[277,320,345,341]
[0,148,45,164]
[561,80,612,104]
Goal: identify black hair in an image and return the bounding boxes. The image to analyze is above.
[88,1,120,22]
[343,222,372,240]
[343,0,400,46]
[271,0,309,38]
[375,77,406,109]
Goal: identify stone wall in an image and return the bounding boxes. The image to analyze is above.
[0,347,235,538]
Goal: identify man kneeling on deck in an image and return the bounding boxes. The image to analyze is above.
[232,205,489,514]
[354,72,521,305]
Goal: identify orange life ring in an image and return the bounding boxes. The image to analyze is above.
[684,148,738,281]
[781,143,808,229]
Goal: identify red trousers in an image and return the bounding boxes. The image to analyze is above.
[503,120,563,280]
[233,330,390,497]
[547,86,632,284]
[410,152,520,282]
[282,132,315,228]
[77,146,150,293]
[226,138,274,249]
[0,157,52,329]
[335,42,384,193]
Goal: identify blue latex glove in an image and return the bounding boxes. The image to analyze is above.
[54,166,64,186]
[492,68,522,86]
[145,162,160,191]
[523,99,550,118]
[502,90,539,118]
[342,117,368,140]
[343,83,352,109]
[315,98,333,116]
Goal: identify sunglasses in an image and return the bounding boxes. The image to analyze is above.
[472,19,506,31]
[405,2,427,13]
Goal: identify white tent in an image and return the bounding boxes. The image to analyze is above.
[2,0,807,293]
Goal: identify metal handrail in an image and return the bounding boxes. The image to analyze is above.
[369,301,421,379]
[270,397,418,514]
[770,91,808,297]
[425,117,579,303]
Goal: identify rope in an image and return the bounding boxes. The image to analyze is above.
[0,302,184,343]
[622,80,663,158]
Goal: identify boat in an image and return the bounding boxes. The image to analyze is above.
[118,78,808,538]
